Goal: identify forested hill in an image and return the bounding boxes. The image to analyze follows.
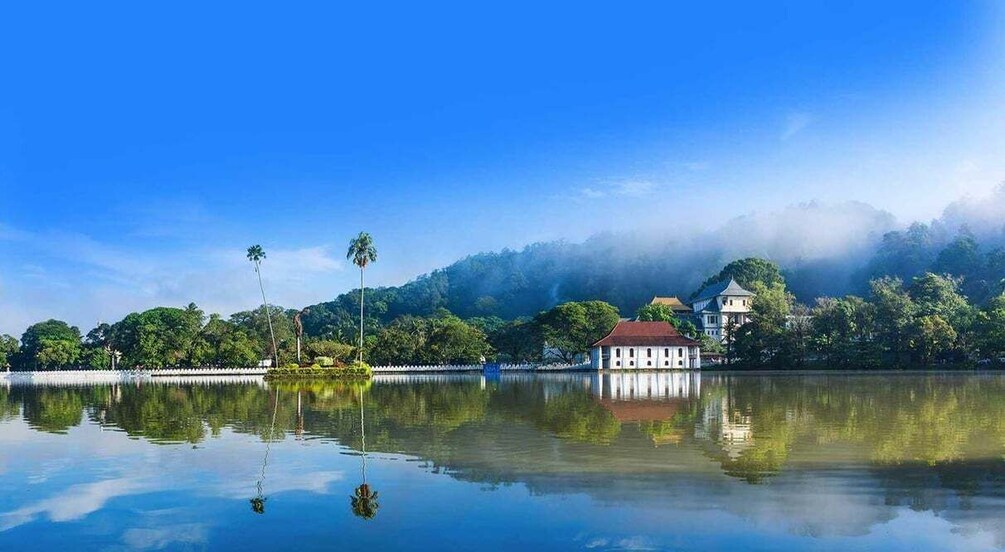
[302,189,1005,338]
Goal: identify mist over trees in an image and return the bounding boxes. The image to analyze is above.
[300,188,1005,336]
[3,187,1005,370]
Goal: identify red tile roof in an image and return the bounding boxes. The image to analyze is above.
[592,321,698,347]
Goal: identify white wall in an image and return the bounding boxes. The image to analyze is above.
[593,344,696,370]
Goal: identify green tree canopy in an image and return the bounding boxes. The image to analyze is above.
[535,301,619,363]
[111,306,204,368]
[695,258,785,297]
[19,320,82,370]
[0,334,18,370]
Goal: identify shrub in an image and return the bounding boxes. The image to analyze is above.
[315,356,334,367]
[264,361,372,380]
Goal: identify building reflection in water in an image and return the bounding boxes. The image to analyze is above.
[591,370,700,401]
[694,389,753,460]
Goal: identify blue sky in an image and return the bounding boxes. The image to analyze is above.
[2,1,1005,335]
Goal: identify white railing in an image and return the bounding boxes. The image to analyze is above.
[0,363,594,386]
[0,367,268,386]
[147,368,268,376]
[369,363,591,373]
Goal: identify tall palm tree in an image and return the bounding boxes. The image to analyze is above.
[346,232,377,364]
[247,245,280,367]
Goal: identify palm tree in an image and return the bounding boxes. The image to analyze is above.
[346,232,377,364]
[247,245,279,367]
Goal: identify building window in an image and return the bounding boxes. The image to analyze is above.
[629,361,634,367]
[729,299,733,306]
[664,348,669,356]
[664,360,669,366]
[615,348,621,358]
[647,361,652,366]
[678,360,683,366]
[616,361,621,367]
[678,348,683,356]
[647,348,652,357]
[629,349,634,358]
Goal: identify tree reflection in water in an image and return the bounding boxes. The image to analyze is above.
[2,373,1004,498]
[250,388,281,515]
[351,384,379,520]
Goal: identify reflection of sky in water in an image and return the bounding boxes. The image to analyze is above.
[0,373,1002,551]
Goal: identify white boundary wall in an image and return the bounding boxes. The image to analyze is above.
[0,363,593,386]
[0,368,267,386]
[369,363,591,373]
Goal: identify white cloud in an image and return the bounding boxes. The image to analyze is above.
[122,524,209,551]
[613,180,655,197]
[578,179,656,201]
[781,111,814,141]
[682,161,710,172]
[0,477,148,532]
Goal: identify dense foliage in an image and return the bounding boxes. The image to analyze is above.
[725,271,1004,368]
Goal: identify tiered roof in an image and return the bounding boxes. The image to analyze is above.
[650,296,692,312]
[692,278,755,303]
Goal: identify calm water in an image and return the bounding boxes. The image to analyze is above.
[0,371,1003,551]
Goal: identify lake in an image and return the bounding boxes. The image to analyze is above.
[0,371,1003,551]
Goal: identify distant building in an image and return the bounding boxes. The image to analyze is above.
[649,296,692,317]
[590,321,700,370]
[690,278,755,343]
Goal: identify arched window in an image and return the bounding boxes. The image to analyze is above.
[615,348,621,358]
[678,348,683,356]
[646,348,652,357]
[629,349,634,358]
[664,348,669,356]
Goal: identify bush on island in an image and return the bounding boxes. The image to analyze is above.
[265,360,372,380]
[315,356,334,367]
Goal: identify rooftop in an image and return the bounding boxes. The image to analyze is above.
[650,296,692,312]
[592,321,699,347]
[692,277,756,303]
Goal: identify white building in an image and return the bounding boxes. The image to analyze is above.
[690,278,755,343]
[590,321,700,370]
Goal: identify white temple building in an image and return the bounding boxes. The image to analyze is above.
[590,321,700,370]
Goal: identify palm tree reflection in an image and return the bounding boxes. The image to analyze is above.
[351,384,379,519]
[251,388,281,515]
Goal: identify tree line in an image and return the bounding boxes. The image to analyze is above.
[2,254,1003,371]
[726,268,1005,368]
[0,300,624,371]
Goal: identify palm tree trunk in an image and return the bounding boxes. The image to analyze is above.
[359,267,365,363]
[256,261,280,367]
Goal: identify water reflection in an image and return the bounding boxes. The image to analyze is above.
[1,372,1004,549]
